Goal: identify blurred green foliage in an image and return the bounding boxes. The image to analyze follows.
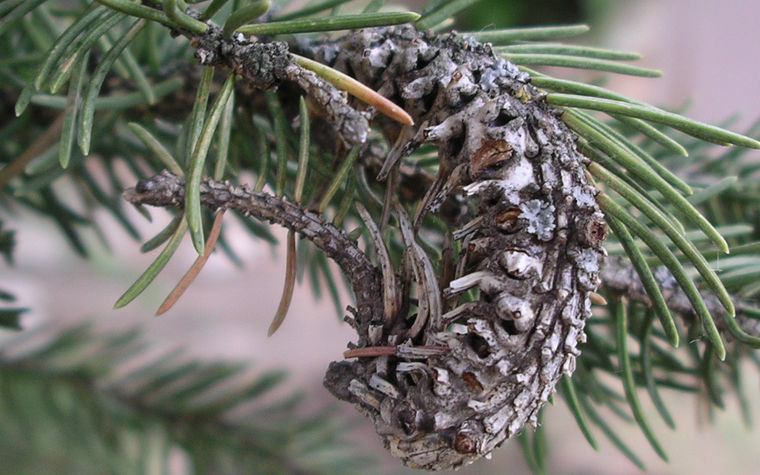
[455,0,612,30]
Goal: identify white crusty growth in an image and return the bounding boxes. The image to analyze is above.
[317,26,607,470]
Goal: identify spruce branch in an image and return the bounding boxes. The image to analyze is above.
[123,170,385,330]
[3,0,760,471]
[601,256,760,342]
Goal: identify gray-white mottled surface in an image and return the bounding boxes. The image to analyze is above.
[5,2,760,474]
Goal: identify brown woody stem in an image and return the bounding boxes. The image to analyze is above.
[124,170,385,333]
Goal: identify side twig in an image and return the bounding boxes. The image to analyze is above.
[601,256,760,339]
[123,170,385,333]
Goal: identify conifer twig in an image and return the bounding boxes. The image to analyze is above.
[601,256,760,339]
[123,171,385,328]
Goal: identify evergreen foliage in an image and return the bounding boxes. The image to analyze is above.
[0,324,369,474]
[1,0,759,471]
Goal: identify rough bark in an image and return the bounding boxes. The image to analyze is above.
[123,171,384,330]
[601,255,760,339]
[306,27,606,470]
[189,25,371,145]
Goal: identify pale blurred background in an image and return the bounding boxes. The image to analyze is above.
[4,1,760,473]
